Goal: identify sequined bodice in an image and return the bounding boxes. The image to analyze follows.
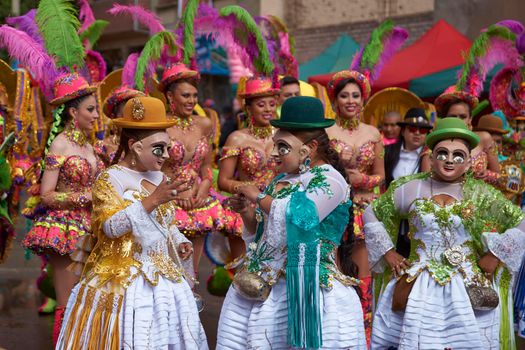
[221,146,278,188]
[166,137,209,173]
[329,139,377,173]
[45,154,103,192]
[405,198,479,285]
[471,150,487,177]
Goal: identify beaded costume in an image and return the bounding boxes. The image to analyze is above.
[56,166,208,349]
[364,173,525,349]
[217,165,366,349]
[23,154,103,269]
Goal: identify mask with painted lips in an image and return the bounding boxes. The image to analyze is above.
[430,139,471,183]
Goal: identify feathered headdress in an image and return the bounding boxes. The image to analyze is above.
[435,21,524,117]
[192,3,274,79]
[327,20,408,102]
[456,22,523,97]
[256,15,298,78]
[350,19,408,84]
[488,21,525,120]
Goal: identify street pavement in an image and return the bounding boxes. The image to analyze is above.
[0,215,223,350]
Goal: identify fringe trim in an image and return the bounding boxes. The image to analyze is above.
[60,284,123,350]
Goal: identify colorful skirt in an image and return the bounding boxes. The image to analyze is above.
[173,195,230,238]
[23,208,91,256]
[210,188,243,237]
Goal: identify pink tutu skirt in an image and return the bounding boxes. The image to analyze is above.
[23,208,91,256]
[173,189,243,238]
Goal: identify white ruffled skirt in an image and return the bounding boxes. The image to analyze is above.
[372,271,499,349]
[216,278,366,349]
[57,275,208,349]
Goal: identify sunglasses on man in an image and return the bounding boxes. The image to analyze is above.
[406,125,430,134]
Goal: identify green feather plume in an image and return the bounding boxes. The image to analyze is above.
[220,5,274,75]
[135,31,178,91]
[361,19,394,70]
[456,25,516,92]
[36,0,85,70]
[181,0,199,66]
[79,19,109,49]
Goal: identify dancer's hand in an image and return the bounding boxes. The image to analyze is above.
[478,251,500,277]
[384,249,411,277]
[228,194,251,214]
[142,176,191,212]
[235,184,261,203]
[346,169,363,186]
[178,242,193,260]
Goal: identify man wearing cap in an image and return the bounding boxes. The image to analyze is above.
[384,108,433,188]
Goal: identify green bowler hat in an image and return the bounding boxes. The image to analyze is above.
[271,96,335,130]
[425,117,480,150]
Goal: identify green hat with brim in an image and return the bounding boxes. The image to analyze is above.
[425,117,480,150]
[271,96,335,130]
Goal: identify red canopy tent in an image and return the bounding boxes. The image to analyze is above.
[307,20,472,95]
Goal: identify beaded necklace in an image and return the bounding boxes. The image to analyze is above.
[63,126,88,147]
[249,123,273,140]
[336,116,359,133]
[173,115,195,132]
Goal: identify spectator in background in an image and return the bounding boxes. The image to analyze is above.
[381,111,402,146]
[384,108,432,187]
[277,76,301,117]
[219,106,237,148]
[383,107,432,258]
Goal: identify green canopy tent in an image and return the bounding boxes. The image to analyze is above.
[298,34,360,81]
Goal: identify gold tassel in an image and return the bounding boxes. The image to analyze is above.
[62,284,86,346]
[71,287,97,349]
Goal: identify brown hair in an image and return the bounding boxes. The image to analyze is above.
[334,78,361,98]
[440,98,471,118]
[289,129,345,178]
[166,78,199,95]
[111,128,166,165]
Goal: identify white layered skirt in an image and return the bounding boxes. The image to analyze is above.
[217,278,366,349]
[372,271,499,349]
[57,274,208,350]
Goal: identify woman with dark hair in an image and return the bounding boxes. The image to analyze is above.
[326,70,385,341]
[218,76,279,259]
[158,63,230,276]
[217,96,365,349]
[22,73,103,342]
[56,96,208,349]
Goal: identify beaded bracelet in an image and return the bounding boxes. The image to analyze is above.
[72,192,90,208]
[355,174,382,190]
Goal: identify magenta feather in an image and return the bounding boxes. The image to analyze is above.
[0,25,58,99]
[6,10,44,46]
[122,52,139,88]
[78,0,96,33]
[108,4,164,34]
[496,20,524,35]
[350,48,364,71]
[368,27,408,82]
[193,4,252,71]
[517,33,525,55]
[86,49,106,81]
